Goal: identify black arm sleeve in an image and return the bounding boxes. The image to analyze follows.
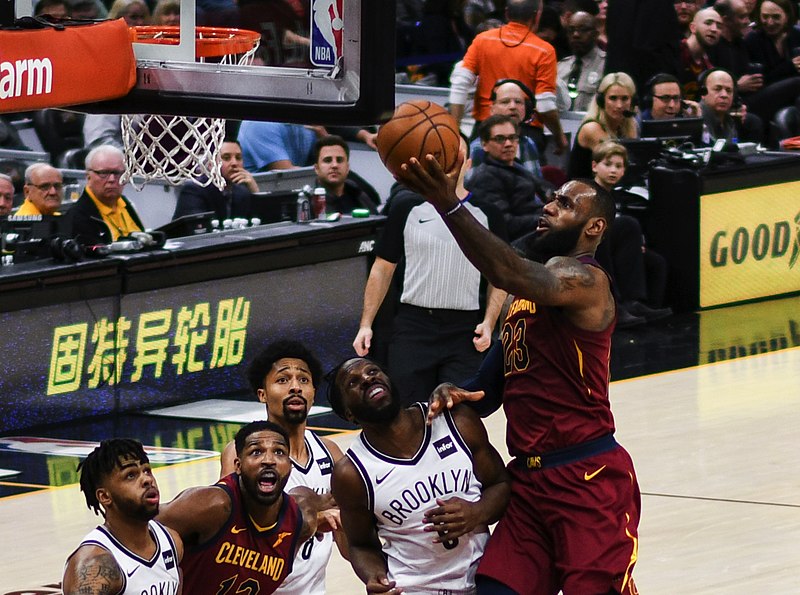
[460,340,504,417]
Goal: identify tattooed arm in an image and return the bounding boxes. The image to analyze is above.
[63,545,123,595]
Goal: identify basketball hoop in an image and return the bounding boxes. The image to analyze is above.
[121,26,260,190]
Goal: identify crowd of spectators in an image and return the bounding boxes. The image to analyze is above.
[4,0,800,321]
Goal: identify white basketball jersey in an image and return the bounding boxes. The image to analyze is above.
[65,520,180,595]
[276,429,335,595]
[346,403,488,595]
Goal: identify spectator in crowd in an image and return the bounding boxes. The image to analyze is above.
[463,0,501,35]
[238,121,325,172]
[567,72,638,179]
[0,160,25,203]
[712,0,761,86]
[66,0,106,19]
[557,11,606,112]
[152,0,180,25]
[699,68,764,143]
[605,0,680,92]
[675,0,704,38]
[312,136,380,215]
[449,0,569,156]
[173,140,259,222]
[329,357,510,595]
[66,145,145,245]
[595,0,609,48]
[353,138,507,405]
[551,0,599,60]
[467,114,548,241]
[107,0,150,25]
[34,0,69,18]
[640,73,702,119]
[591,141,671,324]
[469,79,543,179]
[535,4,564,49]
[741,0,800,124]
[745,0,800,80]
[679,8,724,100]
[0,174,14,217]
[83,115,123,151]
[17,163,64,216]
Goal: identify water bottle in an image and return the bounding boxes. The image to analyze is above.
[296,191,311,222]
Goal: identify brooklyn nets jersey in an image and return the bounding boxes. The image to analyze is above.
[346,403,488,595]
[276,430,335,595]
[65,520,180,595]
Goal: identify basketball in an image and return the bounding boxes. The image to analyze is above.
[376,100,461,177]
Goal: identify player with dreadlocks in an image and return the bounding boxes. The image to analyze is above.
[62,438,183,594]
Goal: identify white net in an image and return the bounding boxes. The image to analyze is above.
[121,27,260,190]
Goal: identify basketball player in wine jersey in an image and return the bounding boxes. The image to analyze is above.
[398,151,642,595]
[220,340,346,595]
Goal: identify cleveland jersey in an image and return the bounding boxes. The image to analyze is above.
[276,430,335,595]
[181,473,303,595]
[346,403,488,595]
[65,520,180,595]
[501,255,616,455]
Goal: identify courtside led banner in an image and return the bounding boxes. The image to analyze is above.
[700,181,800,307]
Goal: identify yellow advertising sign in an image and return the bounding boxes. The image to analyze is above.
[700,181,800,307]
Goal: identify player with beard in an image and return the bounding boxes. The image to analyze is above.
[397,153,642,594]
[63,439,183,594]
[328,357,509,595]
[219,340,346,595]
[157,421,321,594]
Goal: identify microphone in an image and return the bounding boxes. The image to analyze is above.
[623,110,636,118]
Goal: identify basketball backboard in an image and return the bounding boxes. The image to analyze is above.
[12,0,395,126]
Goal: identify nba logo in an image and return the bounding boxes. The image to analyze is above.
[310,0,343,67]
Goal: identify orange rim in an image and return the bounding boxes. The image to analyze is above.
[130,25,260,58]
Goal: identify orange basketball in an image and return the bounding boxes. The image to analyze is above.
[376,100,461,177]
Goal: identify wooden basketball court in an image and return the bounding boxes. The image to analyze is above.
[1,328,798,594]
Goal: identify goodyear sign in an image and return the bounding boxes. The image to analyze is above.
[700,181,800,307]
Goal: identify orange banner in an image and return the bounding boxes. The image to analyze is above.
[0,19,136,113]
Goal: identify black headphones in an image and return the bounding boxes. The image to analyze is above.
[490,78,536,121]
[595,73,639,114]
[698,67,734,97]
[642,73,681,110]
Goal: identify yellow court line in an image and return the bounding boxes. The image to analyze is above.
[610,345,800,386]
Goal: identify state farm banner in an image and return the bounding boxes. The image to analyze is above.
[0,18,136,113]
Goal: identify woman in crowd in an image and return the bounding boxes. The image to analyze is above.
[107,0,150,25]
[567,71,638,179]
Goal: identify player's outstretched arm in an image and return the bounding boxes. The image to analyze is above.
[423,406,509,541]
[62,545,124,595]
[397,156,606,312]
[427,340,505,425]
[332,457,403,594]
[157,485,231,548]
